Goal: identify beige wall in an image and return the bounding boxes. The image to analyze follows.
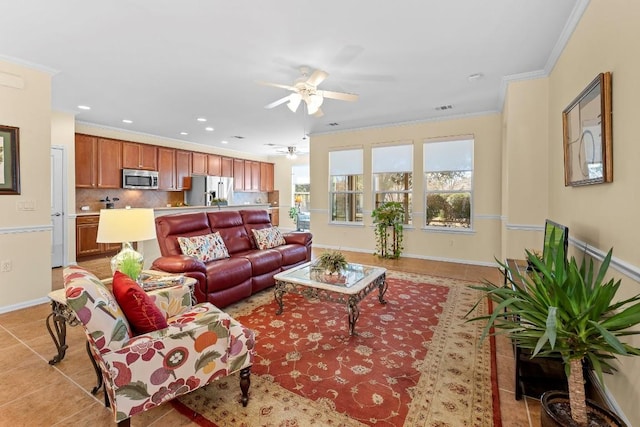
[501,77,550,259]
[309,114,503,265]
[545,1,640,423]
[0,60,52,311]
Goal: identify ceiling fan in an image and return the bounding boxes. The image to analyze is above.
[267,144,308,159]
[259,66,359,117]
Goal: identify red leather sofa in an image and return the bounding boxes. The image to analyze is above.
[152,209,312,307]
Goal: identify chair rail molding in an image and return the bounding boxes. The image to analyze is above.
[0,224,53,235]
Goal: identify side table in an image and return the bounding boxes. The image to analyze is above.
[46,288,103,394]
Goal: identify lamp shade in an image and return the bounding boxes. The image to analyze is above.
[96,208,156,243]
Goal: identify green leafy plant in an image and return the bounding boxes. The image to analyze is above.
[315,250,348,274]
[371,201,404,259]
[467,233,640,426]
[118,254,142,281]
[289,206,299,223]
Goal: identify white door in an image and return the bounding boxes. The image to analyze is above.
[51,147,65,267]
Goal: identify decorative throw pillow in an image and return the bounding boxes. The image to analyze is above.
[177,232,230,262]
[252,227,287,250]
[112,271,168,335]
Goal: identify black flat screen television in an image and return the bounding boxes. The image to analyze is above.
[543,219,569,263]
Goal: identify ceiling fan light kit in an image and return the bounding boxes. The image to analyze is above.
[261,66,358,117]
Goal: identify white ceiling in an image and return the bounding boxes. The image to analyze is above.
[1,0,586,156]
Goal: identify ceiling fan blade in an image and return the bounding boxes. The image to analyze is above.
[306,69,328,87]
[256,80,297,91]
[264,95,292,109]
[313,108,324,118]
[320,90,359,102]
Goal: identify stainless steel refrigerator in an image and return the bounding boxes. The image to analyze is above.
[185,176,233,206]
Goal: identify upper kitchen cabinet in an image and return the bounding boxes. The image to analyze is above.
[97,138,123,188]
[122,142,157,170]
[207,154,222,176]
[75,134,97,188]
[221,157,233,177]
[75,134,121,188]
[175,150,192,190]
[233,158,244,191]
[157,147,176,191]
[260,162,274,192]
[192,152,207,175]
[244,160,260,192]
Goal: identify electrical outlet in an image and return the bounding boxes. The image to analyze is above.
[1,260,11,272]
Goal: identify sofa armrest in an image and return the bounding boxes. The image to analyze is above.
[283,231,312,246]
[151,255,206,274]
[146,285,192,319]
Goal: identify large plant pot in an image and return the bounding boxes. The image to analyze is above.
[540,391,626,427]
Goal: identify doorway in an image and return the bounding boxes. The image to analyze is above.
[51,147,65,267]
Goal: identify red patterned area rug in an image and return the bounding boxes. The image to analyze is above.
[173,271,500,426]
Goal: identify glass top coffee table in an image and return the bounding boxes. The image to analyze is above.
[273,262,387,336]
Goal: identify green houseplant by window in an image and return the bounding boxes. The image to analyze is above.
[371,201,404,259]
[467,235,640,426]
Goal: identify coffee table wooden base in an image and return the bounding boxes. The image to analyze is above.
[274,272,387,336]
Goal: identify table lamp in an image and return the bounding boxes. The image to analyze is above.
[96,208,156,277]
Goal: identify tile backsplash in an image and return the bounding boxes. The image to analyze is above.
[76,189,184,212]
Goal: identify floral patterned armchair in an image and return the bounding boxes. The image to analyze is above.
[63,266,255,426]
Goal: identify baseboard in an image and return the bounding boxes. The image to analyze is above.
[0,296,49,314]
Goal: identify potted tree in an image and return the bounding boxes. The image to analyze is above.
[371,201,405,259]
[467,236,640,426]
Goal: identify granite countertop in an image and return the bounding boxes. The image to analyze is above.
[76,203,271,216]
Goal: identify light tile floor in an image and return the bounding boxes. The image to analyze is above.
[0,250,539,426]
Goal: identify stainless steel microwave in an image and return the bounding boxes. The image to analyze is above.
[122,168,159,190]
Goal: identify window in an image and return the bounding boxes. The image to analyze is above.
[372,144,413,225]
[424,138,473,229]
[292,165,310,212]
[329,149,364,223]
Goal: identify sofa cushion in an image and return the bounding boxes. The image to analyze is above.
[178,232,230,262]
[233,249,282,276]
[155,212,212,256]
[112,271,168,335]
[274,243,309,267]
[205,257,253,292]
[208,211,253,254]
[251,227,286,250]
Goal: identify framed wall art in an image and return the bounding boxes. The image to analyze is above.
[562,72,612,186]
[0,125,21,195]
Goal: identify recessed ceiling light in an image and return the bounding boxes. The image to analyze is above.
[122,119,133,124]
[197,118,207,122]
[205,127,214,132]
[221,140,229,144]
[78,105,91,110]
[180,132,188,135]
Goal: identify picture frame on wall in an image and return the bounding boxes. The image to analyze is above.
[562,72,613,187]
[0,124,21,195]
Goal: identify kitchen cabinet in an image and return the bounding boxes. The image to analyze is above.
[207,154,222,176]
[221,157,233,177]
[75,135,121,189]
[76,215,121,258]
[175,150,192,190]
[260,162,274,192]
[157,147,176,190]
[233,158,245,191]
[75,134,97,188]
[270,208,279,226]
[249,160,260,191]
[122,142,157,170]
[192,152,207,175]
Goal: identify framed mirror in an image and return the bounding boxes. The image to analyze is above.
[562,72,612,186]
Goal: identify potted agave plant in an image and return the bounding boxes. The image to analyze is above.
[467,234,640,426]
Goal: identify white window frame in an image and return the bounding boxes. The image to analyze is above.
[423,137,474,231]
[329,149,364,224]
[372,144,413,225]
